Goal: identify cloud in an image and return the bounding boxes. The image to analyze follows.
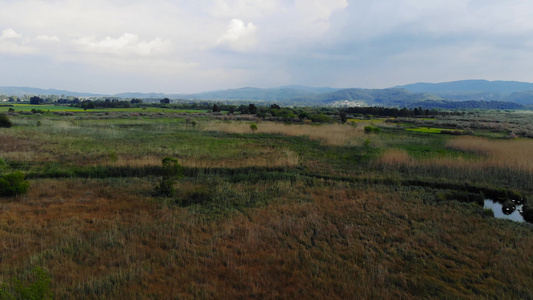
[36,35,60,42]
[1,28,22,39]
[0,28,35,54]
[217,19,257,51]
[74,33,171,56]
[1,0,533,93]
[209,0,282,19]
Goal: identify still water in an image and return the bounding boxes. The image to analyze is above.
[484,199,524,223]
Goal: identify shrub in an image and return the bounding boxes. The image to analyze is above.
[483,208,494,217]
[0,113,12,128]
[364,126,381,134]
[522,205,533,223]
[155,157,184,197]
[310,113,333,123]
[250,123,258,133]
[0,171,30,197]
[0,266,53,300]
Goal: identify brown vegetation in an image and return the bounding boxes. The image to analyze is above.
[2,179,533,298]
[2,113,533,298]
[201,121,376,146]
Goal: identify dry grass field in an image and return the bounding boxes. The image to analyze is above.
[1,112,533,298]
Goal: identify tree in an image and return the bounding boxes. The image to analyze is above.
[0,114,12,128]
[250,123,258,133]
[29,96,44,105]
[248,104,257,114]
[339,111,348,124]
[160,98,170,104]
[212,104,221,113]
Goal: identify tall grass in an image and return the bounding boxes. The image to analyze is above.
[201,121,374,146]
[447,136,533,173]
[375,138,533,192]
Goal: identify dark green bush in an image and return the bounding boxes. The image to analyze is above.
[0,266,53,300]
[309,113,333,123]
[364,126,381,134]
[0,113,12,128]
[521,205,533,223]
[155,157,184,197]
[0,171,30,197]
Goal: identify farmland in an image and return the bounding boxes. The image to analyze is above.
[1,106,533,298]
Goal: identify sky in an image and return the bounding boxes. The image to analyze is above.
[1,0,533,94]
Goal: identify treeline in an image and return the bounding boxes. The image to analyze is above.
[408,100,523,110]
[342,106,464,117]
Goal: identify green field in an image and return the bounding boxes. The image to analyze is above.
[406,127,463,134]
[1,111,533,299]
[0,104,208,114]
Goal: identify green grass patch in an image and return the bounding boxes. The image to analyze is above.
[406,127,463,134]
[347,118,388,124]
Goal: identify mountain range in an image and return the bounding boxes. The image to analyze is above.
[2,80,533,108]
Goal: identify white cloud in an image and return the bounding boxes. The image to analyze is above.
[1,28,22,39]
[74,33,171,56]
[36,35,60,42]
[0,28,35,54]
[1,0,533,93]
[209,0,282,19]
[217,19,257,51]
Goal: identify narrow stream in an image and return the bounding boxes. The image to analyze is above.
[484,199,524,223]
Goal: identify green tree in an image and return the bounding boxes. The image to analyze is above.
[29,96,44,105]
[339,111,348,124]
[250,123,258,133]
[248,104,257,114]
[0,114,12,128]
[0,171,30,197]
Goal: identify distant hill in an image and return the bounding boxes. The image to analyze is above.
[397,80,533,94]
[407,100,523,110]
[292,88,442,106]
[175,86,341,101]
[396,80,533,104]
[0,86,103,98]
[2,80,533,107]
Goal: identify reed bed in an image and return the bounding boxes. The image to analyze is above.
[103,150,299,169]
[446,136,533,173]
[379,136,533,174]
[200,121,372,146]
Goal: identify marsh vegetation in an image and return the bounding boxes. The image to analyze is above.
[1,106,533,298]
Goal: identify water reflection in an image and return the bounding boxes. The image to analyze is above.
[484,199,524,222]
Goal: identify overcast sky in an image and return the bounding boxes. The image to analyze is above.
[1,0,533,94]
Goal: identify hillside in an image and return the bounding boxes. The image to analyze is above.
[0,86,103,98]
[397,80,533,104]
[2,80,533,107]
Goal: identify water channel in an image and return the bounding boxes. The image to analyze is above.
[484,199,524,223]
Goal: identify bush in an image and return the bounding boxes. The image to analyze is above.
[0,113,12,128]
[155,157,184,197]
[0,171,30,197]
[364,126,381,134]
[250,123,258,133]
[309,113,333,123]
[522,206,533,223]
[0,266,53,300]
